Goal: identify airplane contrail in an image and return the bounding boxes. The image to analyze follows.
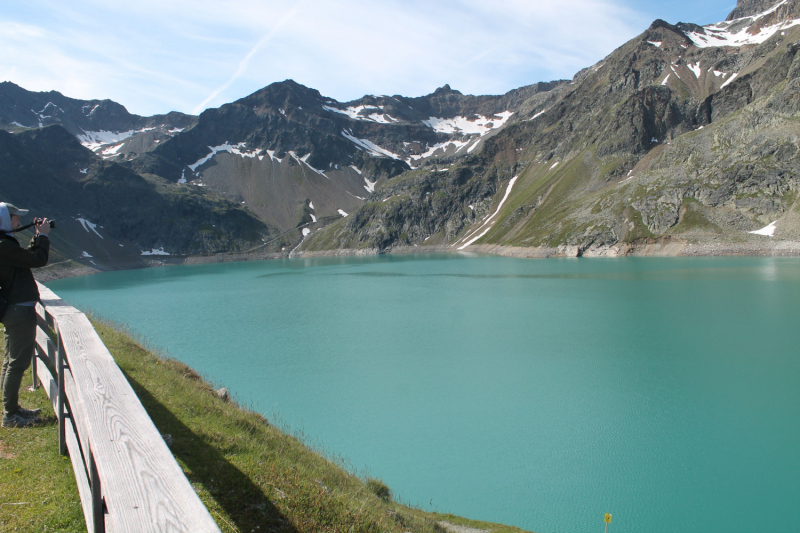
[192,1,304,114]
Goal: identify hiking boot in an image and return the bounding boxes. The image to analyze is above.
[17,406,42,418]
[2,412,40,428]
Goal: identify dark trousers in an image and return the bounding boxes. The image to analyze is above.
[1,305,37,416]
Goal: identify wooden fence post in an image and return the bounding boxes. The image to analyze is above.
[89,446,105,533]
[57,330,66,457]
[36,282,222,532]
[31,347,38,390]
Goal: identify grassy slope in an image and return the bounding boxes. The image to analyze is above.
[0,361,84,532]
[0,321,532,533]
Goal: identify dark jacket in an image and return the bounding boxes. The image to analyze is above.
[0,234,49,304]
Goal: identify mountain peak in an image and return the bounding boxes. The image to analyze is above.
[432,84,461,96]
[727,0,800,21]
[648,19,673,30]
[235,79,324,109]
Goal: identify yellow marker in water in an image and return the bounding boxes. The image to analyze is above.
[604,513,612,533]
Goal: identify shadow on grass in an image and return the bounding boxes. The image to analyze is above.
[35,414,58,427]
[123,374,298,533]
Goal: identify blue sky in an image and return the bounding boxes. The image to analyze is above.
[1,0,738,116]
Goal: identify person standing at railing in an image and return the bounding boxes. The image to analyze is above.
[0,203,51,428]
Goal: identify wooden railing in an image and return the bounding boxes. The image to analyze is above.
[31,282,221,533]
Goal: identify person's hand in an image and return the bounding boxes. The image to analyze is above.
[36,218,51,236]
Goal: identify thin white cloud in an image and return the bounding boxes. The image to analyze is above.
[191,1,306,114]
[1,0,652,115]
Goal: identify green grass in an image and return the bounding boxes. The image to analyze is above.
[0,324,85,532]
[668,199,722,235]
[1,321,534,533]
[622,206,655,242]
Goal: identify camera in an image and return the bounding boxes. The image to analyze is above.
[33,218,56,228]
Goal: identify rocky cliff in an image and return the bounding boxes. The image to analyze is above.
[301,0,800,256]
[4,0,800,268]
[0,124,276,268]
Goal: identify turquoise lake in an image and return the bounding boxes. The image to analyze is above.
[47,254,800,533]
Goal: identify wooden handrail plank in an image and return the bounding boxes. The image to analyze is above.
[37,299,82,331]
[37,284,62,301]
[36,306,47,328]
[35,326,57,368]
[62,367,92,473]
[37,285,83,313]
[37,282,220,532]
[64,416,96,533]
[36,357,58,412]
[56,312,220,532]
[35,359,95,533]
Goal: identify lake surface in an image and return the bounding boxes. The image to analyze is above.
[48,254,800,533]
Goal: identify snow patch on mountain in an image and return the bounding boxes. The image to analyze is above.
[77,218,104,238]
[188,142,261,171]
[341,130,401,159]
[468,140,486,154]
[34,102,63,115]
[78,130,134,151]
[422,111,513,135]
[688,62,702,78]
[364,177,377,193]
[527,110,547,122]
[77,127,156,152]
[289,151,327,176]
[456,176,519,250]
[142,247,170,256]
[101,143,125,158]
[323,104,397,123]
[684,0,800,48]
[409,139,472,161]
[749,220,777,236]
[721,72,739,88]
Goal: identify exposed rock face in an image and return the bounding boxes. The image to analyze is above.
[0,81,195,148]
[0,125,274,265]
[303,0,800,254]
[6,0,800,265]
[140,79,567,236]
[0,77,570,267]
[727,0,800,20]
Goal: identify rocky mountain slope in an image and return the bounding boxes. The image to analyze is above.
[301,0,800,256]
[4,0,800,269]
[0,78,566,269]
[0,124,275,269]
[0,81,196,161]
[138,79,566,237]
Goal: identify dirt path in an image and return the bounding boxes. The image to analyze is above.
[438,521,490,533]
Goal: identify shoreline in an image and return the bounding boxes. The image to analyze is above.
[34,237,800,282]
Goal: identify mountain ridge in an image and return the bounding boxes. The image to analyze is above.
[4,0,800,271]
[299,0,800,256]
